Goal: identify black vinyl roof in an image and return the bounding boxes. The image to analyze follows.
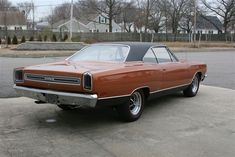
[95,42,166,61]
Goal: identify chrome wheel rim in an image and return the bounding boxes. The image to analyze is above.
[192,77,199,93]
[129,92,142,115]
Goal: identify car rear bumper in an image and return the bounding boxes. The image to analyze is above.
[14,85,98,108]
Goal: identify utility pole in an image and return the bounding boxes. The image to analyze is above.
[31,0,35,37]
[70,0,73,41]
[4,9,8,48]
[193,0,197,47]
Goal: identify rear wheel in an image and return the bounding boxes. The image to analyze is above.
[183,74,200,97]
[117,90,145,122]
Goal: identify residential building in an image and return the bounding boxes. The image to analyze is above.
[194,15,223,34]
[84,13,121,32]
[52,18,89,33]
[52,13,122,33]
[0,11,27,30]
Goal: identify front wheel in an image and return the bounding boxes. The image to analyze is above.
[183,74,200,97]
[117,90,145,122]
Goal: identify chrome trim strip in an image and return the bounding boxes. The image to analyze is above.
[14,69,24,83]
[98,72,203,100]
[150,83,189,94]
[98,94,130,100]
[83,72,93,91]
[98,86,149,100]
[24,73,81,85]
[98,84,188,100]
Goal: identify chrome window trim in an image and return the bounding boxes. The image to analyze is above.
[146,45,179,64]
[166,47,179,62]
[142,48,158,64]
[24,73,81,85]
[151,46,176,64]
[66,44,131,63]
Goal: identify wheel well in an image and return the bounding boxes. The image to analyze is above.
[197,72,202,80]
[140,87,150,99]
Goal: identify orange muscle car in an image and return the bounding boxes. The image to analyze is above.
[14,42,207,122]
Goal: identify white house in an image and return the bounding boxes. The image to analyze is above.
[194,15,223,34]
[52,13,122,33]
[0,11,27,30]
[84,13,121,32]
[52,18,89,33]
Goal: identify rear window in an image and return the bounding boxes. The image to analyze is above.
[69,45,129,62]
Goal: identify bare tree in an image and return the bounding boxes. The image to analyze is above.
[202,0,235,34]
[17,2,33,20]
[148,0,164,33]
[179,0,195,33]
[120,1,137,32]
[87,0,122,32]
[47,3,71,24]
[136,0,156,33]
[167,0,189,35]
[0,0,12,11]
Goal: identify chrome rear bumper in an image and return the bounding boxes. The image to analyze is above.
[14,85,98,108]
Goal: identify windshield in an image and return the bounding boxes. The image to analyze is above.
[68,44,129,62]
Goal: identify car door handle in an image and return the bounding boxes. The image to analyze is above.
[162,69,166,71]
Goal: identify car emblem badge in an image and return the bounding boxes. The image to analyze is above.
[44,77,54,81]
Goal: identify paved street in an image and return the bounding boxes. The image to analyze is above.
[0,51,234,98]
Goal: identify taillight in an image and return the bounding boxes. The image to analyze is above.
[83,72,92,91]
[14,69,24,83]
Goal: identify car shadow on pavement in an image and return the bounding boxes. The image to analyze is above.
[30,92,184,129]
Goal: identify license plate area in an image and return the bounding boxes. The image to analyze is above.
[45,94,58,104]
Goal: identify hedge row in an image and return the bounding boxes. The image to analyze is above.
[0,34,69,45]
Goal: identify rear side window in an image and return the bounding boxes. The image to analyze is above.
[143,49,157,63]
[152,47,172,63]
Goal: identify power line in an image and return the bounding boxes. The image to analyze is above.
[0,3,69,9]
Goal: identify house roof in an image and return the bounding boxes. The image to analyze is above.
[79,13,99,25]
[52,18,89,32]
[52,19,68,29]
[52,13,111,29]
[78,13,109,25]
[0,11,26,25]
[197,15,223,31]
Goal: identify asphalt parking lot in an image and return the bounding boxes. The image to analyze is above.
[0,86,235,157]
[0,51,235,157]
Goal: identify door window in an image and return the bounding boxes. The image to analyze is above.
[143,49,157,63]
[152,47,172,63]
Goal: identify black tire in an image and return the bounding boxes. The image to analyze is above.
[57,104,77,110]
[183,74,200,97]
[117,90,145,122]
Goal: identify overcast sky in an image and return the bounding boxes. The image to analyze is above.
[10,0,72,21]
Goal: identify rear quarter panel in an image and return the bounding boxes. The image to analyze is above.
[186,61,207,81]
